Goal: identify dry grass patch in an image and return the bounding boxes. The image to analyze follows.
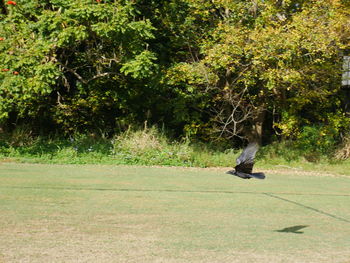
[335,136,350,160]
[115,127,164,153]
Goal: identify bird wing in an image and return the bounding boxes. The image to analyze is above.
[235,143,259,174]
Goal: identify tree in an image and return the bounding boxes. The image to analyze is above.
[0,0,157,133]
[1,0,349,145]
[163,0,350,142]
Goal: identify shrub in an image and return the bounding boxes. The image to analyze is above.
[296,125,337,161]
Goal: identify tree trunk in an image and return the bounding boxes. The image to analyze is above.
[247,108,265,145]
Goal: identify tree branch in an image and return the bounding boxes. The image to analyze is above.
[58,62,119,84]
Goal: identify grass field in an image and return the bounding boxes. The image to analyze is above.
[0,163,349,263]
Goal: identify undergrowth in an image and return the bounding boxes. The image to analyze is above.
[0,126,349,173]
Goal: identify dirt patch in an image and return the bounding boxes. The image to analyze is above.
[261,168,347,178]
[0,158,16,164]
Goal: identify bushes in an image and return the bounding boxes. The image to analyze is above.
[262,125,339,162]
[296,125,338,162]
[0,125,347,166]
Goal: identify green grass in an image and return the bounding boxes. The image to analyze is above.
[1,126,350,176]
[0,163,349,262]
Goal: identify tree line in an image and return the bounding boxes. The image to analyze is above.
[1,0,350,145]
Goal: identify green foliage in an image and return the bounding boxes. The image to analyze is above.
[262,125,338,163]
[0,0,349,149]
[297,125,338,157]
[199,0,349,138]
[120,50,158,79]
[0,0,157,131]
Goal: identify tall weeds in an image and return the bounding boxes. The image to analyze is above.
[335,135,350,160]
[0,125,348,167]
[111,126,194,165]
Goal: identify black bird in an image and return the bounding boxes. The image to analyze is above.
[226,142,265,179]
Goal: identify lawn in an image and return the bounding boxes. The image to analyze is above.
[0,163,349,262]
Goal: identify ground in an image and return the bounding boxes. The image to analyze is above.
[0,163,349,263]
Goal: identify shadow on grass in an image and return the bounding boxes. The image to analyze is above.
[275,225,309,234]
[264,193,350,224]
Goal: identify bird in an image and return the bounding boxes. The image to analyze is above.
[226,142,265,179]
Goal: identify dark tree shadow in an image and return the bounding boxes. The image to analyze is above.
[275,225,309,234]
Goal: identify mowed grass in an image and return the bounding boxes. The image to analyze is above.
[0,163,349,263]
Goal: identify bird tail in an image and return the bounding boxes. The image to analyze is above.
[250,172,265,179]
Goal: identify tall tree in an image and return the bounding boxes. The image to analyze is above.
[163,0,350,142]
[0,0,157,133]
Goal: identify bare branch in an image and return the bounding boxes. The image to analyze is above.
[58,62,119,84]
[59,62,88,84]
[212,86,257,139]
[87,72,119,82]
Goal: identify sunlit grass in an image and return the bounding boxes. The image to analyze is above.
[0,163,349,262]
